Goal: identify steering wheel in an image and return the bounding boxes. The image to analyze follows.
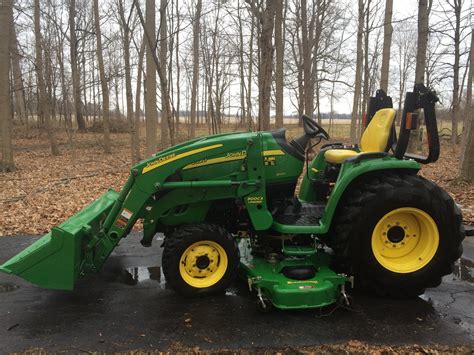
[302,115,330,140]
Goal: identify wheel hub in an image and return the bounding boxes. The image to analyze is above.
[387,225,405,243]
[371,207,439,273]
[196,255,210,269]
[179,241,228,288]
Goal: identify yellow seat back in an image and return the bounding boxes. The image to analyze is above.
[360,108,396,152]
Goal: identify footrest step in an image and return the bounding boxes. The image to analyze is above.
[282,245,317,256]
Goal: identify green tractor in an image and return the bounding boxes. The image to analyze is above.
[0,84,465,311]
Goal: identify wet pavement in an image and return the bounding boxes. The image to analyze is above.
[0,233,473,353]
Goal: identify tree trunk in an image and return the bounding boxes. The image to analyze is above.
[258,0,275,130]
[159,0,171,147]
[450,0,461,144]
[34,0,59,155]
[118,0,135,161]
[380,0,393,92]
[414,0,431,84]
[174,0,180,135]
[274,0,284,128]
[190,0,202,138]
[144,0,158,156]
[409,0,432,151]
[133,40,146,164]
[0,0,14,171]
[350,0,364,141]
[459,28,473,180]
[136,0,174,150]
[69,0,85,131]
[237,0,246,126]
[301,0,313,116]
[9,10,26,127]
[246,13,255,130]
[93,0,111,153]
[360,0,371,138]
[57,33,73,143]
[312,0,326,126]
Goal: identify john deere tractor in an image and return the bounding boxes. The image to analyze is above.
[0,84,465,311]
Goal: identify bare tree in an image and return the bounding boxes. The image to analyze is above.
[459,27,473,180]
[133,39,145,164]
[118,0,136,160]
[233,0,247,127]
[360,0,383,138]
[144,0,158,156]
[246,8,256,129]
[350,0,364,141]
[69,0,86,131]
[379,0,393,91]
[274,0,285,128]
[34,0,59,155]
[301,0,313,116]
[159,0,171,147]
[0,0,14,171]
[312,0,335,126]
[94,0,111,153]
[415,0,432,84]
[408,0,433,151]
[393,22,416,123]
[447,0,463,144]
[9,8,26,128]
[135,0,174,148]
[190,0,202,138]
[246,0,275,130]
[260,0,275,130]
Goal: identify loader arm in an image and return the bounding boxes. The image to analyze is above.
[0,132,273,290]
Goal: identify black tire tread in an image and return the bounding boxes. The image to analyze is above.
[325,171,465,298]
[162,223,240,297]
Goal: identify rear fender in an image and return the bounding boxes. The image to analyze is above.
[321,157,420,231]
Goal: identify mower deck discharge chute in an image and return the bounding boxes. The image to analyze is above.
[1,84,465,311]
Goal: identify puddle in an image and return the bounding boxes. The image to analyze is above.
[118,266,168,289]
[0,283,19,293]
[453,258,474,283]
[225,288,238,297]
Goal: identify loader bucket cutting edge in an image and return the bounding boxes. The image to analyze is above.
[0,189,120,290]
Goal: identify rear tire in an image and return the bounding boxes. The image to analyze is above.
[162,223,239,297]
[325,172,464,297]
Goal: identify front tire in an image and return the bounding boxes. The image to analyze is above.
[326,172,464,297]
[162,223,239,297]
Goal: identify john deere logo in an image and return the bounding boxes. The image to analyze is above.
[142,153,176,173]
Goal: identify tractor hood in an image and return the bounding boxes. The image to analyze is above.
[132,131,253,171]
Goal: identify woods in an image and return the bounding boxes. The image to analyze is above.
[0,0,472,178]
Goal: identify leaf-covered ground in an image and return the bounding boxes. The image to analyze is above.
[0,129,473,236]
[17,342,474,354]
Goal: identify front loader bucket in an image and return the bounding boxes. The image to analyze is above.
[0,189,119,290]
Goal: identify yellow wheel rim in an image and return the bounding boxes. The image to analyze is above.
[179,240,228,288]
[371,207,439,273]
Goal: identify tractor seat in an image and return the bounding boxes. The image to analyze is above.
[324,108,396,164]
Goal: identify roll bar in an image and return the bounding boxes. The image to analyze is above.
[394,83,440,164]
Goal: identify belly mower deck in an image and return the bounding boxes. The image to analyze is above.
[238,239,351,311]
